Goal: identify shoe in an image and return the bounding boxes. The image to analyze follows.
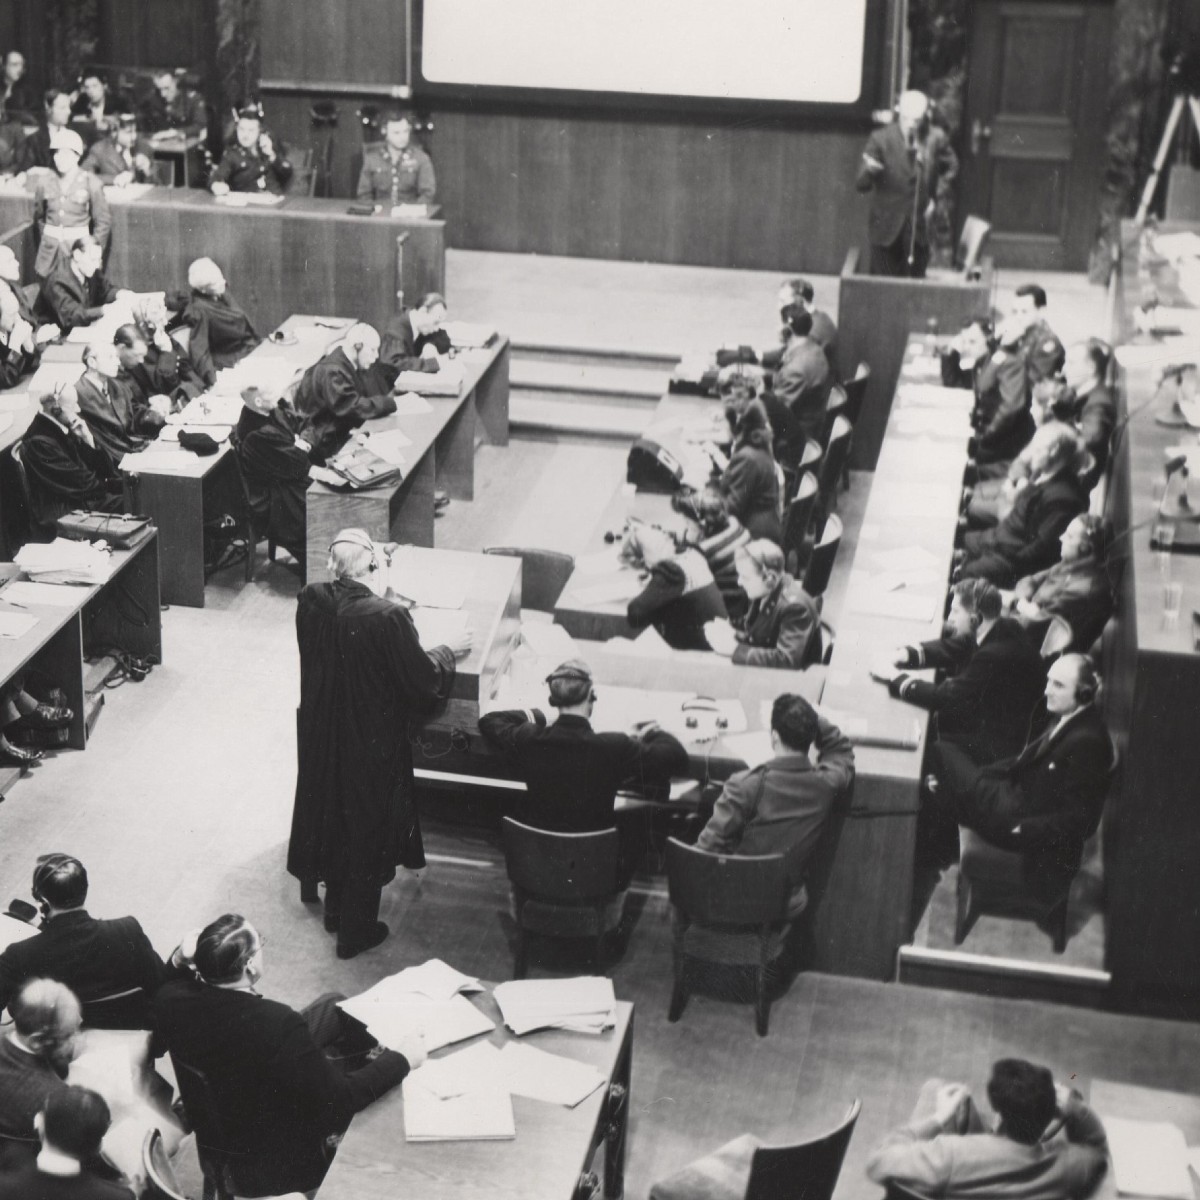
[0,742,43,767]
[336,921,389,959]
[299,878,319,904]
[17,704,74,730]
[323,911,339,933]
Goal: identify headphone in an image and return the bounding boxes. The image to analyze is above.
[545,663,597,706]
[1072,658,1099,705]
[327,529,379,574]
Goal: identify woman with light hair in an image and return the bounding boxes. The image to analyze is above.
[179,256,259,385]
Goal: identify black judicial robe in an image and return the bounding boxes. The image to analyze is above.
[234,403,311,560]
[288,579,456,889]
[293,346,397,461]
[183,290,260,386]
[21,411,123,526]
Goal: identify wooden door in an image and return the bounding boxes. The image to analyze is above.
[961,0,1113,269]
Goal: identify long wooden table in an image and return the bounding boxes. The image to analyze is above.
[1102,219,1200,1016]
[0,182,446,334]
[319,992,633,1200]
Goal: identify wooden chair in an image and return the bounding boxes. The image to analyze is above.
[955,742,1119,952]
[221,450,258,584]
[1040,614,1074,659]
[819,384,849,451]
[483,546,576,612]
[841,363,871,430]
[814,416,853,536]
[665,838,791,1037]
[8,441,45,546]
[80,985,150,1031]
[149,158,176,186]
[781,471,819,577]
[143,1127,191,1200]
[650,1099,861,1200]
[785,438,823,504]
[169,1057,237,1200]
[802,514,842,600]
[501,817,624,978]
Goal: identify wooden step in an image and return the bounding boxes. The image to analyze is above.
[510,395,648,439]
[509,358,668,401]
[511,338,681,373]
[897,944,1111,1010]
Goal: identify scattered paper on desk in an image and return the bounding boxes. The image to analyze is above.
[2,581,84,608]
[403,1076,515,1142]
[848,578,941,623]
[1104,1117,1193,1200]
[410,607,469,651]
[15,538,111,584]
[391,203,429,219]
[813,707,870,740]
[493,977,617,1037]
[393,391,434,416]
[0,612,38,639]
[214,191,283,207]
[342,960,483,1010]
[411,1041,506,1100]
[346,994,494,1055]
[395,363,464,395]
[389,552,468,609]
[309,465,344,487]
[572,572,645,607]
[722,730,775,769]
[498,1043,605,1108]
[119,450,197,474]
[362,427,411,466]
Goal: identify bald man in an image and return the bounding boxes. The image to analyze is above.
[181,257,260,386]
[856,90,956,277]
[293,324,399,461]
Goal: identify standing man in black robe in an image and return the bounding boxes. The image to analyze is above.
[288,528,473,958]
[293,322,398,461]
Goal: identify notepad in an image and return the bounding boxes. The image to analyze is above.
[1,581,84,608]
[1105,1117,1194,1200]
[403,1077,515,1142]
[410,607,469,651]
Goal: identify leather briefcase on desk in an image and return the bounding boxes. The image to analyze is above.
[326,444,402,490]
[56,511,153,549]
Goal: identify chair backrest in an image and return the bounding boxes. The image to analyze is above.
[80,986,149,1031]
[142,1127,191,1200]
[746,1099,861,1200]
[170,1054,233,1166]
[817,416,853,498]
[885,1182,936,1200]
[803,514,842,598]
[782,471,819,575]
[665,837,789,927]
[957,216,991,274]
[1039,614,1074,659]
[819,384,849,450]
[502,818,621,902]
[483,546,576,612]
[798,437,823,475]
[841,363,871,428]
[149,159,176,186]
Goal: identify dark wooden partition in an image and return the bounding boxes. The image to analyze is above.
[836,247,993,469]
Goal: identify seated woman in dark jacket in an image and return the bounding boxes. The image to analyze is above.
[624,523,727,651]
[704,538,823,669]
[718,398,782,544]
[675,486,751,621]
[960,425,1088,589]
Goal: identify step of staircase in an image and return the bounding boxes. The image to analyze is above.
[509,395,649,440]
[510,358,668,403]
[511,338,681,374]
[897,944,1111,1010]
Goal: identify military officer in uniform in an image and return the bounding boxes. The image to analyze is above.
[82,113,153,185]
[142,71,208,138]
[210,105,292,196]
[33,129,111,278]
[356,111,436,208]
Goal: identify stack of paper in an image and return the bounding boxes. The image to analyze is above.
[207,362,296,403]
[395,362,464,395]
[389,552,469,608]
[15,538,112,584]
[402,1075,515,1142]
[493,977,617,1036]
[351,959,483,1003]
[410,607,470,652]
[103,182,154,202]
[1104,1117,1193,1200]
[443,321,497,349]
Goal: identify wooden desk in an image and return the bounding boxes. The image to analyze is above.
[319,992,633,1200]
[814,337,972,978]
[0,183,446,334]
[836,247,992,470]
[1102,220,1200,1016]
[305,336,510,582]
[0,532,161,759]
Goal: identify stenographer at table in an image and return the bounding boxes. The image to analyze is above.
[704,539,823,670]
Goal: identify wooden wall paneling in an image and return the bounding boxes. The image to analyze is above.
[727,124,790,271]
[261,0,407,89]
[564,116,623,259]
[615,119,680,264]
[670,122,735,267]
[96,0,208,70]
[516,113,573,258]
[444,110,521,252]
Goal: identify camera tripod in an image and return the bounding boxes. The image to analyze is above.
[1136,91,1200,223]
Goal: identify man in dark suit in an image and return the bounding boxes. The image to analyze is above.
[479,658,689,834]
[1063,338,1116,488]
[855,90,955,277]
[34,237,120,337]
[0,855,167,1029]
[179,256,260,386]
[153,913,420,1196]
[81,114,152,186]
[764,278,837,368]
[0,980,80,1150]
[293,322,398,461]
[930,654,1113,876]
[74,341,164,464]
[697,694,854,917]
[0,282,39,391]
[0,1086,134,1200]
[876,579,1045,765]
[379,292,450,372]
[770,308,832,446]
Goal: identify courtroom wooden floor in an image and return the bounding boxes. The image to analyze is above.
[0,253,1145,1198]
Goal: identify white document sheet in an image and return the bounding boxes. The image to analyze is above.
[0,612,38,639]
[389,552,469,609]
[1104,1116,1193,1200]
[410,608,469,651]
[1,581,85,608]
[497,1043,606,1108]
[571,572,645,607]
[403,1077,514,1142]
[393,391,434,416]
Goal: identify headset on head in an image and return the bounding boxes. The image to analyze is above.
[328,529,379,574]
[544,662,597,705]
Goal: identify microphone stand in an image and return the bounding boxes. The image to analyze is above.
[907,134,922,274]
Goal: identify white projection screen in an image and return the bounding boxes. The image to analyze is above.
[419,0,872,107]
